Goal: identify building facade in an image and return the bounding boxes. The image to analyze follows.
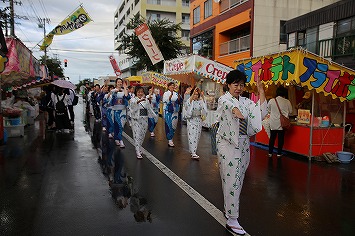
[114,0,190,78]
[286,0,355,70]
[190,0,339,68]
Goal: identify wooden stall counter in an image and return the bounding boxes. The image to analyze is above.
[255,123,344,157]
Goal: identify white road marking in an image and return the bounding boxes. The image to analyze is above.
[122,132,227,227]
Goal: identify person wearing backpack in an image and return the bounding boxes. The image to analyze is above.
[51,87,71,133]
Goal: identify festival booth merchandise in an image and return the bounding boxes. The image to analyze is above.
[163,55,233,127]
[234,48,355,158]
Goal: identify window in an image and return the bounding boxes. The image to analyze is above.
[297,31,306,47]
[181,30,190,40]
[204,0,212,19]
[147,0,161,4]
[182,0,189,7]
[192,30,213,59]
[306,27,318,53]
[336,17,355,36]
[149,13,161,21]
[182,14,190,24]
[337,18,351,35]
[193,7,200,24]
[279,20,287,44]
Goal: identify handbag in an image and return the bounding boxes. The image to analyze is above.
[274,98,291,130]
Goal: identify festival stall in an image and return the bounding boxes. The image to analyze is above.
[0,37,47,139]
[163,55,233,127]
[234,48,355,158]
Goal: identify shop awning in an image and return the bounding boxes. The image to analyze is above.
[0,37,48,91]
[233,48,355,102]
[163,55,233,85]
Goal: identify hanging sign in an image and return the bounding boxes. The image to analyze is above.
[135,23,164,65]
[164,55,232,83]
[142,72,180,90]
[109,55,121,76]
[234,49,355,101]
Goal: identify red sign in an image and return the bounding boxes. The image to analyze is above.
[109,55,121,76]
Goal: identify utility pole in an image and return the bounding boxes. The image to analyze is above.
[38,18,50,65]
[7,0,23,37]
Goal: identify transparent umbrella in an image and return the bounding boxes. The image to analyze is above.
[51,80,76,90]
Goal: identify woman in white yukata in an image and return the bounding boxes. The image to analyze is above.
[129,86,156,159]
[183,87,207,160]
[146,86,161,137]
[109,78,130,147]
[163,82,181,147]
[216,70,267,235]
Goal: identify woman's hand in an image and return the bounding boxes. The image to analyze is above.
[256,80,265,104]
[232,107,244,119]
[185,87,192,95]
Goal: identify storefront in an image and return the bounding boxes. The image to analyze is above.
[163,55,233,127]
[234,48,355,158]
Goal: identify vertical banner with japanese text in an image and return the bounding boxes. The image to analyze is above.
[109,55,121,76]
[135,23,164,65]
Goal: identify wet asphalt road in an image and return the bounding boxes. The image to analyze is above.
[0,98,355,236]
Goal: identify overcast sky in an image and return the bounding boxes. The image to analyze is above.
[11,0,121,84]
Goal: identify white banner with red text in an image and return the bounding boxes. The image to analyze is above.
[135,23,164,65]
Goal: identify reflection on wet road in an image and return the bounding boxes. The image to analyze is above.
[1,99,354,236]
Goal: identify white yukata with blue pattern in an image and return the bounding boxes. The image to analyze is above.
[216,91,267,219]
[184,98,207,156]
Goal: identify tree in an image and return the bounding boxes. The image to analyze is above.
[39,56,64,78]
[119,13,185,72]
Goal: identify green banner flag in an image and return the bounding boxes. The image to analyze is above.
[40,6,92,51]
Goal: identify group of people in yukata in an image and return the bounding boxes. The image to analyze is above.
[87,77,209,161]
[88,69,267,235]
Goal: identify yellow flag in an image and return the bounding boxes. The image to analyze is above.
[40,6,92,50]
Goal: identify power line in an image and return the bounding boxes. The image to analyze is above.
[47,48,117,54]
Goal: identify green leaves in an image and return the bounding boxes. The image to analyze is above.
[119,13,185,72]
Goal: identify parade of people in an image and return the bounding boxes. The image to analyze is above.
[2,1,355,235]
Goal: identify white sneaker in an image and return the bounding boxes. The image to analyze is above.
[191,154,200,160]
[115,140,120,146]
[150,132,155,137]
[119,140,125,148]
[108,133,113,139]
